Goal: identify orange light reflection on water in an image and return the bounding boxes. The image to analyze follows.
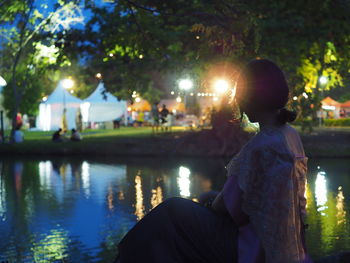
[134,174,145,220]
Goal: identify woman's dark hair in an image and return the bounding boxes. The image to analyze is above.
[236,59,296,124]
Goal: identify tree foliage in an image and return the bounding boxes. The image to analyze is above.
[0,0,83,137]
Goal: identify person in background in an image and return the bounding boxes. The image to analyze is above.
[165,112,175,132]
[160,104,169,124]
[160,104,169,131]
[13,127,24,143]
[136,111,144,127]
[113,116,123,129]
[70,128,82,141]
[151,102,160,133]
[52,128,63,142]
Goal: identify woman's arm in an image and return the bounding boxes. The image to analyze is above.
[211,191,228,214]
[218,175,250,226]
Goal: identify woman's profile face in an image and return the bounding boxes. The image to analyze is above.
[235,74,259,122]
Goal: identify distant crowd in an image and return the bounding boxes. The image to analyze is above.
[52,128,82,142]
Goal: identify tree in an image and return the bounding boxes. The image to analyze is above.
[66,0,256,103]
[62,0,350,126]
[0,0,83,140]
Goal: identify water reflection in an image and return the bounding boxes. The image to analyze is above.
[0,163,6,220]
[32,228,69,262]
[336,187,346,225]
[81,161,90,198]
[178,166,191,197]
[0,157,349,262]
[134,172,145,220]
[151,186,163,209]
[315,170,328,214]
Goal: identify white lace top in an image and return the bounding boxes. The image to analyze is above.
[224,125,311,263]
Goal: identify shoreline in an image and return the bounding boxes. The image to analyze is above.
[0,128,349,158]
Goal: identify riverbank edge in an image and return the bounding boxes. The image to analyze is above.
[0,129,349,158]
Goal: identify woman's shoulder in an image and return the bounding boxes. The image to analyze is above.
[251,125,294,157]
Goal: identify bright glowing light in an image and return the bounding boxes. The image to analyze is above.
[196,35,200,39]
[139,54,144,59]
[135,97,141,103]
[213,97,219,102]
[39,161,52,187]
[176,96,182,103]
[108,186,114,211]
[82,161,90,198]
[70,90,74,94]
[135,174,145,220]
[336,186,346,224]
[293,96,298,101]
[322,105,336,110]
[302,92,308,99]
[190,93,194,96]
[197,93,201,96]
[179,79,193,90]
[42,96,48,102]
[151,186,163,209]
[0,170,6,219]
[315,171,328,214]
[214,79,229,93]
[127,107,132,111]
[170,91,175,95]
[178,166,191,197]
[0,76,7,87]
[96,73,102,79]
[172,109,176,113]
[62,79,74,89]
[109,53,114,57]
[319,76,328,85]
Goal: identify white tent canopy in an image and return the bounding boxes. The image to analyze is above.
[81,82,127,123]
[37,80,82,131]
[0,86,11,130]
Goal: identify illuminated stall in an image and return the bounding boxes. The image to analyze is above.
[36,80,82,131]
[81,82,127,127]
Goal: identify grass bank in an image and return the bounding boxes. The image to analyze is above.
[0,126,349,158]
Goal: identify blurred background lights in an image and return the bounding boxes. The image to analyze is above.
[178,166,191,197]
[176,96,182,103]
[135,97,141,103]
[319,76,328,85]
[96,73,102,79]
[62,78,74,89]
[214,79,229,93]
[179,79,193,90]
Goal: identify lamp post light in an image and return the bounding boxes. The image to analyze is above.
[96,73,102,79]
[319,76,328,127]
[214,79,229,94]
[178,78,193,113]
[319,76,328,85]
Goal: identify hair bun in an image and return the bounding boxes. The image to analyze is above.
[277,108,297,124]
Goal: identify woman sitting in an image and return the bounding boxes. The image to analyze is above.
[116,59,312,263]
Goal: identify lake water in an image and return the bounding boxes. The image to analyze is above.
[0,157,349,262]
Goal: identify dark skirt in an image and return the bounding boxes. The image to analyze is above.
[117,197,238,263]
